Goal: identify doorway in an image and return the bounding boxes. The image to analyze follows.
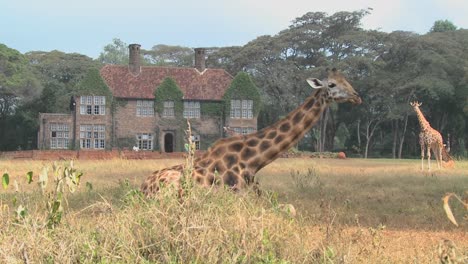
[164,133,174,153]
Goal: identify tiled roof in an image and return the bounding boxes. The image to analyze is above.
[100,65,233,100]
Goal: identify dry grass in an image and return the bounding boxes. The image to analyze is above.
[1,157,467,263]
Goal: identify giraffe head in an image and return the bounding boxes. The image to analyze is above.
[307,68,361,105]
[410,101,422,108]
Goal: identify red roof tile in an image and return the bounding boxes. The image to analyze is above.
[100,65,233,100]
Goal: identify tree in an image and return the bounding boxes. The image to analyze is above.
[26,50,100,112]
[98,38,129,65]
[430,20,457,33]
[0,44,41,150]
[142,44,193,67]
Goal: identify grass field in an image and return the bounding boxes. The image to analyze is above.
[1,157,467,263]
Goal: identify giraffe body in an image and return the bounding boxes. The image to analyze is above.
[141,69,362,197]
[410,101,445,170]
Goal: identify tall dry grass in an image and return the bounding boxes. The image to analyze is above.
[0,157,467,263]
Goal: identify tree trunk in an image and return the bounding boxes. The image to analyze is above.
[392,120,399,159]
[363,119,381,159]
[398,113,409,159]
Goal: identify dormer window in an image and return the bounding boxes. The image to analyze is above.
[80,96,106,115]
[230,100,253,119]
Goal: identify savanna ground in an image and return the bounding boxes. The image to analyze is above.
[0,157,467,263]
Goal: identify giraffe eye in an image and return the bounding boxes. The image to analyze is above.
[329,83,336,88]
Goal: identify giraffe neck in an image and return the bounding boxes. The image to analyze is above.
[244,88,330,172]
[414,107,432,131]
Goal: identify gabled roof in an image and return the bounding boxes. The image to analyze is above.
[100,65,233,100]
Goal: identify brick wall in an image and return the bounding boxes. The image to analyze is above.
[0,150,187,160]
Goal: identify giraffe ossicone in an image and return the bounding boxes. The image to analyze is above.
[141,68,362,197]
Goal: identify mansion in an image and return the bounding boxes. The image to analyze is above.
[38,44,259,152]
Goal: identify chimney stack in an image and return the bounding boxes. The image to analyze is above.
[128,44,141,75]
[194,48,206,72]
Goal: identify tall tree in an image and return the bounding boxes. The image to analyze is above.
[98,38,129,65]
[429,20,457,33]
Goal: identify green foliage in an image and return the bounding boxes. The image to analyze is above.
[154,77,184,116]
[74,68,112,97]
[222,72,261,116]
[142,44,193,66]
[430,19,457,33]
[200,101,223,117]
[98,38,129,65]
[2,172,9,189]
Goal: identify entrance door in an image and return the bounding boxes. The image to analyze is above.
[164,133,174,153]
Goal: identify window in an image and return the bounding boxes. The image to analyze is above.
[230,100,253,119]
[230,127,256,135]
[80,124,105,149]
[183,101,200,118]
[50,123,69,149]
[162,101,175,118]
[136,133,153,150]
[191,135,200,150]
[136,100,154,117]
[80,96,106,115]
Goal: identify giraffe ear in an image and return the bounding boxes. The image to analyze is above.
[307,78,324,89]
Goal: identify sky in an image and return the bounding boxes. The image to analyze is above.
[1,0,468,59]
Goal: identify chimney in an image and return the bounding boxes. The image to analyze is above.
[194,48,206,72]
[128,44,141,75]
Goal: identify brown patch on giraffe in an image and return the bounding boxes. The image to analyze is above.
[196,176,203,184]
[211,146,226,158]
[228,142,243,152]
[274,135,285,144]
[266,131,277,139]
[292,111,305,124]
[198,158,212,167]
[224,154,238,168]
[232,166,240,173]
[280,122,291,132]
[224,171,238,186]
[304,98,316,110]
[211,160,226,173]
[241,147,257,160]
[259,141,272,152]
[246,138,259,147]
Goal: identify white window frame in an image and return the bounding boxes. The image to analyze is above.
[50,123,70,149]
[136,133,153,150]
[80,124,105,149]
[136,100,154,117]
[183,101,200,119]
[191,135,201,150]
[80,96,106,115]
[230,99,253,119]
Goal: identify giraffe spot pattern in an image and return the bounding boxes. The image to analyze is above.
[292,111,305,124]
[266,131,277,139]
[228,142,243,152]
[241,147,257,160]
[246,139,259,147]
[224,171,238,186]
[259,141,271,152]
[224,154,238,168]
[304,98,316,110]
[280,123,291,132]
[274,135,284,144]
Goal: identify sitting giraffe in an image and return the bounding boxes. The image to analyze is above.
[141,68,362,197]
[410,101,446,170]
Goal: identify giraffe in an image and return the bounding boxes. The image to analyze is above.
[141,68,362,197]
[410,101,445,170]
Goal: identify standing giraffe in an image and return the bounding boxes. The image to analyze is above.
[410,101,445,170]
[141,68,362,197]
